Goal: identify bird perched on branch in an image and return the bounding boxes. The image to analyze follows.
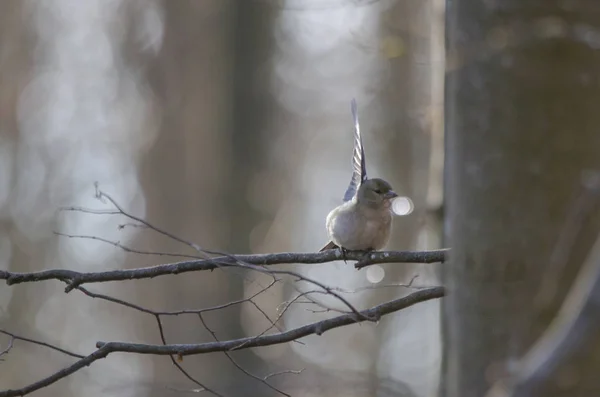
[320,99,398,254]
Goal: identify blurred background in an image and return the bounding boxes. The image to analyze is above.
[0,1,444,397]
[4,1,600,397]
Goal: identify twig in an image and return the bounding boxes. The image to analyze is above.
[53,232,204,260]
[197,313,290,396]
[0,287,443,397]
[90,184,208,255]
[486,233,600,397]
[95,286,444,352]
[486,172,600,397]
[0,329,84,359]
[0,337,14,360]
[154,316,225,397]
[535,176,600,307]
[263,368,305,381]
[234,291,317,351]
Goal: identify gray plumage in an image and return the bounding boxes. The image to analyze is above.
[320,100,398,252]
[343,98,367,202]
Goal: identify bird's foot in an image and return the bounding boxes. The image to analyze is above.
[337,247,375,265]
[340,247,350,264]
[354,248,376,269]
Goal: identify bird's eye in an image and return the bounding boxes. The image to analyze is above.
[374,189,382,194]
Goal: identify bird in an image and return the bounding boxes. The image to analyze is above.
[320,99,398,254]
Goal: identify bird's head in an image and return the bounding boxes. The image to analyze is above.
[357,178,398,209]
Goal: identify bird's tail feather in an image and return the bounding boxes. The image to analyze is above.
[319,241,338,252]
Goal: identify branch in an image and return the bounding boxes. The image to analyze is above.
[0,249,447,289]
[485,233,600,397]
[0,287,444,397]
[95,287,444,353]
[0,329,84,359]
[486,173,600,397]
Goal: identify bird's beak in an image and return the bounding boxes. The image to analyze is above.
[384,191,399,200]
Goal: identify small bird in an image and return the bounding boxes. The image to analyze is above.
[320,99,398,253]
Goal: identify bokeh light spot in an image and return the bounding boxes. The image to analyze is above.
[366,265,385,284]
[392,196,414,216]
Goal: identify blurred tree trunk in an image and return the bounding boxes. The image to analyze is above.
[141,1,240,393]
[372,1,445,396]
[444,1,600,396]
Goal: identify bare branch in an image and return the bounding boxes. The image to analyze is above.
[0,329,84,359]
[263,368,305,381]
[0,337,14,360]
[0,249,447,290]
[0,287,443,397]
[197,313,290,397]
[485,232,600,397]
[96,286,444,353]
[154,316,225,397]
[92,184,208,254]
[484,174,600,397]
[0,185,445,397]
[535,175,600,307]
[53,232,204,260]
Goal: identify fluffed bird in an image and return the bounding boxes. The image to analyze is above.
[320,99,398,253]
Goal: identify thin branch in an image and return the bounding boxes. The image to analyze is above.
[534,177,600,307]
[53,232,204,260]
[96,286,444,353]
[486,173,600,397]
[0,337,14,360]
[55,231,289,320]
[72,279,279,317]
[263,368,305,381]
[486,233,600,397]
[234,292,317,351]
[197,313,290,397]
[0,287,443,397]
[92,184,208,255]
[155,315,225,397]
[0,249,447,289]
[0,329,84,359]
[0,347,111,397]
[332,274,422,293]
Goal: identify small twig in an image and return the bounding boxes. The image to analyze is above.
[72,279,279,317]
[486,172,600,397]
[234,292,317,351]
[486,233,600,397]
[263,368,305,381]
[164,385,205,394]
[0,286,443,397]
[154,315,225,397]
[92,184,208,255]
[96,287,444,352]
[197,313,290,397]
[53,232,204,260]
[0,337,14,360]
[332,274,422,293]
[535,175,600,307]
[0,329,84,359]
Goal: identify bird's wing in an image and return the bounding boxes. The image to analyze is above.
[342,98,367,202]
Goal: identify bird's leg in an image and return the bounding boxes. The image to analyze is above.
[340,247,349,264]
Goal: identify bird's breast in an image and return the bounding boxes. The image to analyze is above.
[326,204,392,251]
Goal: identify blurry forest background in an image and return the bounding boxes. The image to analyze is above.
[3,0,600,397]
[0,1,444,396]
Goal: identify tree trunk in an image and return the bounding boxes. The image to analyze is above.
[444,1,600,396]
